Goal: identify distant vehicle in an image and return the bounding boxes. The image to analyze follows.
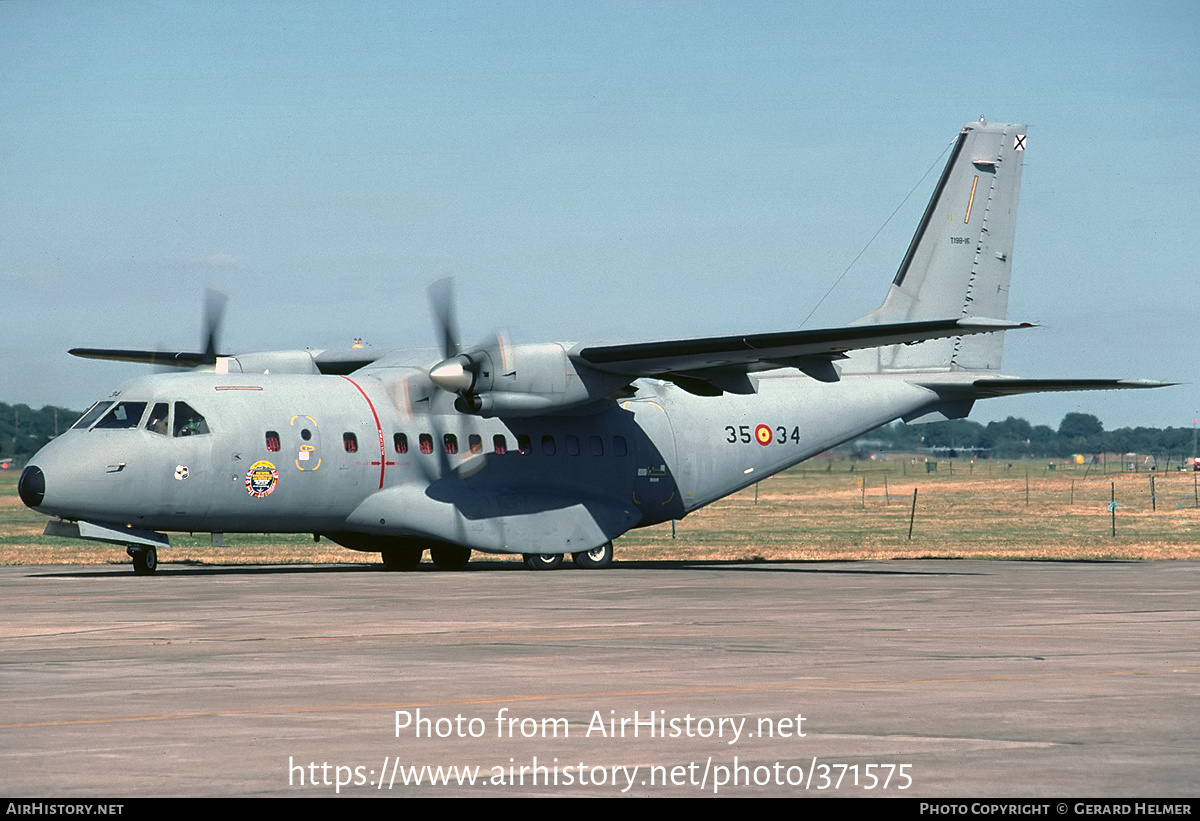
[19,119,1170,574]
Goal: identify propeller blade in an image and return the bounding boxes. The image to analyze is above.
[428,277,459,361]
[203,288,229,365]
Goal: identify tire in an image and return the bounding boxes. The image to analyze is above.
[131,546,158,576]
[429,545,471,571]
[381,546,423,571]
[572,542,613,569]
[523,552,563,571]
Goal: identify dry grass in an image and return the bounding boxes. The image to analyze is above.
[3,458,1199,567]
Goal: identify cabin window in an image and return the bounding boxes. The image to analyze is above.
[517,435,531,455]
[145,403,169,436]
[173,402,210,437]
[265,431,281,452]
[565,435,580,456]
[95,401,148,430]
[468,434,482,454]
[541,435,556,456]
[613,436,628,456]
[444,434,458,454]
[343,432,358,453]
[493,434,507,455]
[419,434,433,454]
[72,401,113,430]
[589,435,604,456]
[394,433,408,454]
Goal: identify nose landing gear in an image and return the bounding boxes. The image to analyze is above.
[127,545,158,576]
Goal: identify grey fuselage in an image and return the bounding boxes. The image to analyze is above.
[24,365,938,555]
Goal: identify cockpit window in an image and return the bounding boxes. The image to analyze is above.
[72,402,114,430]
[93,402,148,430]
[173,402,210,437]
[145,403,170,436]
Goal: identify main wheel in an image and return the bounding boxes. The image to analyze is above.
[523,552,563,570]
[381,546,423,571]
[572,542,613,569]
[429,545,471,571]
[130,546,158,576]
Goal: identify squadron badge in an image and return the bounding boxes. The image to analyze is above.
[245,460,279,498]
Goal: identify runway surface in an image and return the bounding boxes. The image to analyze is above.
[1,559,1196,797]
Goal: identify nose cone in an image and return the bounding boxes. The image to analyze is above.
[18,464,45,508]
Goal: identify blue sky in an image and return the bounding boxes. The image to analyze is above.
[2,1,1196,430]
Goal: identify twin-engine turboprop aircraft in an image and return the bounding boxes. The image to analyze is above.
[18,119,1167,574]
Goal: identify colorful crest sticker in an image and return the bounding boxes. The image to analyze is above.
[754,424,773,446]
[245,460,279,498]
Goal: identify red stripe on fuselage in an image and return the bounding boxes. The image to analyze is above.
[341,376,387,489]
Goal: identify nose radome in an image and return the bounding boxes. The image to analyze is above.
[18,465,45,508]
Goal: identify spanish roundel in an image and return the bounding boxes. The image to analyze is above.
[754,424,772,446]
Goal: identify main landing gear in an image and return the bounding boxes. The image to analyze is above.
[380,546,423,571]
[127,545,158,576]
[523,552,562,570]
[572,541,614,569]
[522,541,614,571]
[380,542,615,572]
[429,545,472,571]
[379,545,473,571]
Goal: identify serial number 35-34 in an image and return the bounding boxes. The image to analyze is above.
[725,425,799,446]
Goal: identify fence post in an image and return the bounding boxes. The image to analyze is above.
[907,488,918,540]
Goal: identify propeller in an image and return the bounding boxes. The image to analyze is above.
[202,288,229,366]
[425,276,505,414]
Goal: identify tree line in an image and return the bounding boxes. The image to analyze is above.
[1,403,81,462]
[856,412,1199,462]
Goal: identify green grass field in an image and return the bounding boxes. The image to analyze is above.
[3,457,1199,568]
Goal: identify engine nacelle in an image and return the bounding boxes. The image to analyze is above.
[431,343,629,417]
[223,351,321,374]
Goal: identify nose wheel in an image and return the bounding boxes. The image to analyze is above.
[127,545,158,576]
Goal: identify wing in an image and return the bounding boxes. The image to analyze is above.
[69,346,385,375]
[576,317,1030,392]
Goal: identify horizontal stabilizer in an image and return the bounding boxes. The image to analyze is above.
[963,377,1176,398]
[919,377,1176,400]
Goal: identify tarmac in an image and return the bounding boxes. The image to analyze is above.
[1,559,1197,797]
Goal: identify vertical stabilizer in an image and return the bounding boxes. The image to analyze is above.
[853,120,1026,372]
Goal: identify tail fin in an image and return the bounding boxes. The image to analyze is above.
[854,119,1027,372]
